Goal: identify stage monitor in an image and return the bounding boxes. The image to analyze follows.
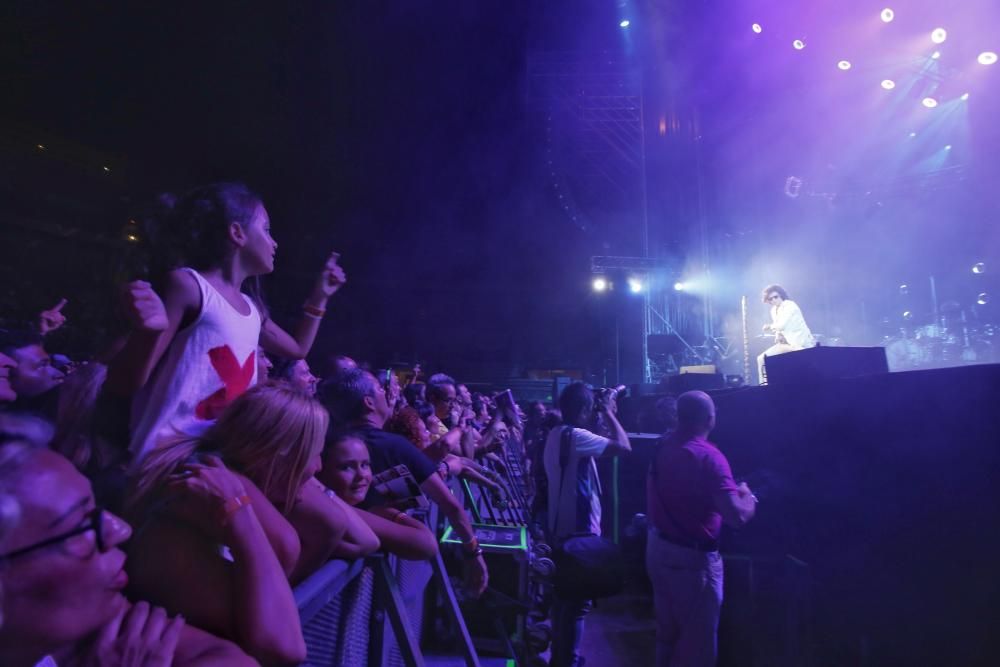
[765,346,889,385]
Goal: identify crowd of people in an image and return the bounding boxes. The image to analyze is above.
[0,181,757,667]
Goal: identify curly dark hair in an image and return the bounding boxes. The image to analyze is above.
[384,406,428,449]
[761,284,790,304]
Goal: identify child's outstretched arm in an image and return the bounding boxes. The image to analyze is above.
[260,251,346,360]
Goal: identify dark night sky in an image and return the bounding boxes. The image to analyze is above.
[2,1,998,381]
[1,1,614,377]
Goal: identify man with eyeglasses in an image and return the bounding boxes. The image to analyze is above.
[0,444,254,666]
[757,284,815,385]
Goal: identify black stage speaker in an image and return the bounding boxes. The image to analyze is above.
[765,345,888,385]
[665,373,726,393]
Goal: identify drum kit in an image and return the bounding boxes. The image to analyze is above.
[883,305,995,371]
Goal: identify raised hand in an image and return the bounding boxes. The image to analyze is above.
[121,281,168,333]
[38,298,68,335]
[310,251,347,301]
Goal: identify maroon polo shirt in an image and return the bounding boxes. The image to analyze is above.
[647,432,738,545]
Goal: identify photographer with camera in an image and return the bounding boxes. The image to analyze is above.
[543,382,632,667]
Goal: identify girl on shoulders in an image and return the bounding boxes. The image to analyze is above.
[109,182,346,461]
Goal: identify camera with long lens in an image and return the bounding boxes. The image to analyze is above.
[594,384,627,406]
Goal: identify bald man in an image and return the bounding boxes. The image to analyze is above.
[646,391,757,666]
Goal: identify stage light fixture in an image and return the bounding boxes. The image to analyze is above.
[619,19,630,28]
[899,284,909,295]
[838,60,852,70]
[945,145,952,151]
[902,310,913,320]
[881,79,896,90]
[961,92,970,100]
[922,97,938,108]
[977,293,990,306]
[979,52,998,65]
[592,277,608,292]
[972,262,985,274]
[880,8,894,23]
[931,28,947,44]
[793,39,805,50]
[908,131,917,137]
[628,277,644,294]
[931,51,941,60]
[673,282,685,292]
[752,23,762,34]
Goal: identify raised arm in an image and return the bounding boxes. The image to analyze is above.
[105,273,199,396]
[598,402,631,455]
[259,251,345,360]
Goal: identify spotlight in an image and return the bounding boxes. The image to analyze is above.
[931,51,941,60]
[945,145,952,151]
[903,310,913,320]
[881,79,896,90]
[619,19,630,28]
[972,262,985,274]
[899,283,909,295]
[961,92,970,100]
[977,293,990,306]
[793,39,805,50]
[673,282,685,292]
[838,60,852,70]
[931,28,947,44]
[592,277,608,292]
[628,277,644,294]
[908,131,917,138]
[979,51,998,65]
[752,23,762,34]
[922,97,938,108]
[880,8,894,23]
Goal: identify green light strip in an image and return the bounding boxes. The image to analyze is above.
[439,524,527,551]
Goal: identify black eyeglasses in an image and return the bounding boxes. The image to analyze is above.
[0,506,106,562]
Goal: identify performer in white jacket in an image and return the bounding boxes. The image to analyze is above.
[757,284,815,384]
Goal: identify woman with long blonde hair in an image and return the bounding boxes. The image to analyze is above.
[125,382,373,665]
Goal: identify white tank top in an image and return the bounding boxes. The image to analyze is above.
[129,268,261,463]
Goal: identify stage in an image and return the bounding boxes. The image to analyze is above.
[613,363,1000,664]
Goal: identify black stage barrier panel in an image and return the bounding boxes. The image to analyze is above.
[606,363,1000,665]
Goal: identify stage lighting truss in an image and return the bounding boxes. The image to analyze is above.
[528,51,644,230]
[590,255,671,274]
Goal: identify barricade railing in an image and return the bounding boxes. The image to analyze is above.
[295,552,481,667]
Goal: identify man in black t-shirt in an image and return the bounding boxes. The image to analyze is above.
[319,368,488,598]
[350,425,438,487]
